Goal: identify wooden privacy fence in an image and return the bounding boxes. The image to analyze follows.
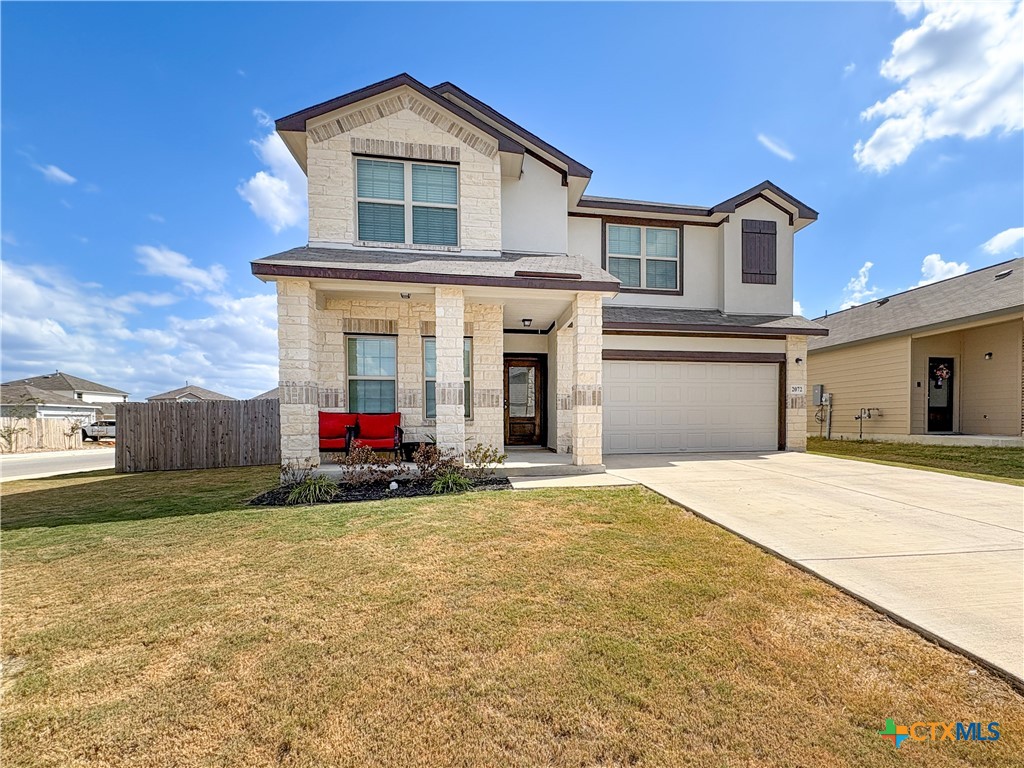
[0,417,84,452]
[115,400,280,473]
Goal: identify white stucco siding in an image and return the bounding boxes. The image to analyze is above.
[568,216,602,269]
[502,155,568,253]
[721,197,794,316]
[79,392,127,403]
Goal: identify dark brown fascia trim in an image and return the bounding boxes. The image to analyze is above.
[252,261,618,293]
[275,73,526,156]
[604,321,829,337]
[738,194,794,226]
[514,270,582,280]
[432,81,593,178]
[713,180,818,221]
[603,350,787,364]
[524,147,569,186]
[568,211,727,228]
[603,329,788,340]
[576,197,715,218]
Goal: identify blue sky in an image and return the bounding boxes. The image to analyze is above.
[2,1,1022,399]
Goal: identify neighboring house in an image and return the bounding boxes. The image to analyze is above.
[807,258,1023,444]
[252,73,825,469]
[147,385,237,402]
[0,383,104,421]
[253,387,280,400]
[1,371,128,418]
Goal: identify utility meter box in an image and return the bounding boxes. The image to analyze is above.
[812,384,825,406]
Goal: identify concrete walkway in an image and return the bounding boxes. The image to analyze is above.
[605,451,1024,683]
[0,447,115,482]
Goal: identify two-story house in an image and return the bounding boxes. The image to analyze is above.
[252,74,826,470]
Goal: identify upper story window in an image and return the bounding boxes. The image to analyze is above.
[741,219,777,284]
[356,158,459,247]
[606,224,679,290]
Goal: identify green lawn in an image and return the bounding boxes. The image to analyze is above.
[2,468,1021,767]
[807,436,1024,485]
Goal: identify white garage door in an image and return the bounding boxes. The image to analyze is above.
[603,360,779,454]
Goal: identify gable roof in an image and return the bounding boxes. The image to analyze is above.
[147,385,236,401]
[575,180,818,229]
[253,387,280,400]
[810,258,1023,351]
[0,383,104,410]
[275,73,525,156]
[432,81,592,180]
[2,371,128,396]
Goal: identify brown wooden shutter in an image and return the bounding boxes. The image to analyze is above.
[742,219,777,284]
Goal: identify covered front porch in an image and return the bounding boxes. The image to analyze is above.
[272,276,611,473]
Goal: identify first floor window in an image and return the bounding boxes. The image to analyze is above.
[423,337,472,419]
[606,224,679,290]
[356,158,459,246]
[347,336,397,413]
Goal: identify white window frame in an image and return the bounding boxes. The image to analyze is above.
[423,336,472,420]
[605,223,680,291]
[347,335,398,413]
[355,157,460,247]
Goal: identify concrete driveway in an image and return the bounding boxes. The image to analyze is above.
[605,451,1024,683]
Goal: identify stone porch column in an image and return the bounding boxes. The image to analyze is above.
[785,335,808,451]
[277,279,321,471]
[571,293,604,466]
[556,324,574,454]
[470,303,504,452]
[435,286,466,457]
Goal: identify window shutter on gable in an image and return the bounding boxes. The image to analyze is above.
[741,219,777,284]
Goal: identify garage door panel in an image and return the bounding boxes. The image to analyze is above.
[603,360,779,454]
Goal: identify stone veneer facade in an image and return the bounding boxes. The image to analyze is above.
[785,335,809,451]
[305,89,503,252]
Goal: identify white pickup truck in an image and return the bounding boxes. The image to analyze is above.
[82,420,116,441]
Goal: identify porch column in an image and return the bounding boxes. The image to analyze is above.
[469,303,504,452]
[571,293,604,466]
[277,279,321,471]
[556,324,574,454]
[785,335,808,451]
[435,286,466,457]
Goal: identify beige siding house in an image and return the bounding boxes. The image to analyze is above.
[253,74,826,471]
[807,259,1023,445]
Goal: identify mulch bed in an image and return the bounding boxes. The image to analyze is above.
[249,475,511,506]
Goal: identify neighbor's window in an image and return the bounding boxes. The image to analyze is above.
[741,219,777,284]
[423,337,472,419]
[356,158,459,246]
[606,224,679,290]
[347,336,397,413]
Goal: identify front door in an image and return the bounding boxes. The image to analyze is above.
[504,356,544,446]
[927,357,955,432]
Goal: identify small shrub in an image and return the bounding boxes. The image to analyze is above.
[431,467,472,495]
[331,445,401,486]
[286,474,339,505]
[280,459,315,486]
[464,443,508,479]
[412,443,460,481]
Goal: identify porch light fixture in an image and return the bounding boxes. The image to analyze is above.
[985,352,993,360]
[400,292,411,299]
[521,318,532,328]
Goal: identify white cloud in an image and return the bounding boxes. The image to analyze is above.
[35,163,77,185]
[135,245,228,293]
[253,108,273,127]
[840,261,881,309]
[148,213,166,224]
[843,62,857,77]
[895,0,924,18]
[793,300,804,316]
[756,133,796,161]
[0,259,278,399]
[981,226,1024,255]
[915,253,969,286]
[237,130,307,233]
[854,1,1024,173]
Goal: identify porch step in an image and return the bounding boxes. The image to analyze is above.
[496,449,605,477]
